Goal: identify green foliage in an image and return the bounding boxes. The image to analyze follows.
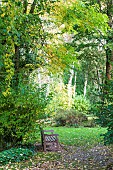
[96,81,113,144]
[54,110,67,126]
[0,0,60,150]
[0,148,33,165]
[82,117,97,128]
[54,109,88,127]
[0,83,51,150]
[53,0,108,35]
[72,95,90,114]
[45,82,73,116]
[0,0,61,96]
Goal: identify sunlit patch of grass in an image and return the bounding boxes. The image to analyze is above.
[45,127,107,148]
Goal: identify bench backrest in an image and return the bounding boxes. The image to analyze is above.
[40,128,59,151]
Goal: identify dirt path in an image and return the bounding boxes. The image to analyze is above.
[30,144,113,170]
[1,144,113,170]
[62,145,113,170]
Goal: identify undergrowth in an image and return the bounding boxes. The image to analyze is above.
[0,148,33,165]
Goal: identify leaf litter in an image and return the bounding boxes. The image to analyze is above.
[1,144,113,170]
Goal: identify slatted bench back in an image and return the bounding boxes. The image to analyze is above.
[40,129,59,152]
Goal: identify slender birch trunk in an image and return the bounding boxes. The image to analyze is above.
[84,74,88,97]
[68,66,74,106]
[73,72,77,98]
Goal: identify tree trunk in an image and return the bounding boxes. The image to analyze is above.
[84,74,88,97]
[105,0,113,82]
[96,0,113,83]
[73,72,77,98]
[30,0,37,13]
[13,45,20,88]
[68,66,74,106]
[97,69,102,92]
[106,50,112,81]
[23,0,28,13]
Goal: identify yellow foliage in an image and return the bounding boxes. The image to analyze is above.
[2,88,11,97]
[1,13,5,17]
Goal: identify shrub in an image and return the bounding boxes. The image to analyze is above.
[65,110,88,127]
[54,111,67,126]
[96,81,113,145]
[72,95,90,114]
[54,109,88,127]
[82,119,96,127]
[0,148,33,165]
[96,104,113,145]
[0,84,51,150]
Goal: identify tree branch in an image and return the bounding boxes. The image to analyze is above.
[23,0,28,14]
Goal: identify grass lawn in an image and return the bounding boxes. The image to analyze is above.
[45,127,107,148]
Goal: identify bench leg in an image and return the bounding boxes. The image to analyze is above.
[44,143,46,152]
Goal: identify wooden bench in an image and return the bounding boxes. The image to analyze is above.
[40,128,59,152]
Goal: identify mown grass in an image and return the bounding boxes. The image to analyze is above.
[45,127,107,148]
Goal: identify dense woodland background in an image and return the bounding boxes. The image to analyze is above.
[0,0,113,153]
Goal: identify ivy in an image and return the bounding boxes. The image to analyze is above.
[0,148,33,165]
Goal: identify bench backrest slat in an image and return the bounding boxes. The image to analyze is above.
[40,128,59,151]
